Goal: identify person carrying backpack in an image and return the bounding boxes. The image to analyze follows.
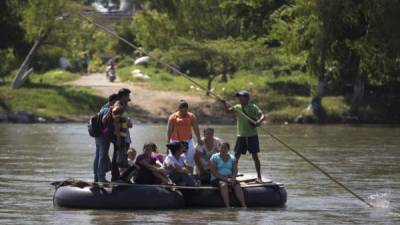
[92,93,119,183]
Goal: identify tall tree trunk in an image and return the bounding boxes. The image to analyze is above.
[317,36,326,98]
[350,74,366,117]
[11,32,48,89]
[206,74,221,96]
[311,35,327,122]
[220,60,228,83]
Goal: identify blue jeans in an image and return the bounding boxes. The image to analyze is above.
[94,137,110,182]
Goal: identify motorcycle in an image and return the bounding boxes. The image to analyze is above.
[106,65,116,82]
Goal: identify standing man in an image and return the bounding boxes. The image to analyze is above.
[167,100,203,170]
[82,53,89,75]
[221,90,266,182]
[93,93,118,182]
[111,88,132,181]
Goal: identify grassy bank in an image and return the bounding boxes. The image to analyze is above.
[117,64,348,123]
[0,70,105,122]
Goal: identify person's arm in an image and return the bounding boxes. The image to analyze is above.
[113,117,121,146]
[191,115,203,145]
[210,159,229,182]
[220,100,235,114]
[138,160,158,173]
[254,105,266,127]
[155,160,163,168]
[194,149,205,174]
[232,158,238,178]
[112,105,123,146]
[169,163,190,173]
[167,116,174,143]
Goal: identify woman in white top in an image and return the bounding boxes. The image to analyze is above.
[163,142,196,186]
[194,128,221,184]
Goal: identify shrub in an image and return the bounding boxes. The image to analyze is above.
[0,48,16,78]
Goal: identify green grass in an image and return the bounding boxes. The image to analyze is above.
[0,85,104,119]
[117,65,208,92]
[30,69,81,84]
[116,64,350,122]
[0,69,105,121]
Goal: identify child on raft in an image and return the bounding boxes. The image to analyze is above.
[163,141,196,186]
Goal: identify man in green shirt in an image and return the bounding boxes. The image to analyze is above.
[221,90,266,182]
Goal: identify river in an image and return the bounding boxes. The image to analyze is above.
[0,123,399,224]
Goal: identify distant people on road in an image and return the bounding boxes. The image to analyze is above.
[194,128,221,184]
[93,93,118,183]
[106,58,119,82]
[221,90,266,183]
[167,100,203,171]
[210,142,247,208]
[163,142,196,186]
[82,53,89,75]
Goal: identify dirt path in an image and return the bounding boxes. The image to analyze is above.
[70,73,228,123]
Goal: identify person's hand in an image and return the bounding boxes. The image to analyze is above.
[254,120,263,127]
[116,138,122,147]
[127,118,133,128]
[182,167,191,174]
[227,177,237,186]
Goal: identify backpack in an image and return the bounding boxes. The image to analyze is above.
[102,109,116,142]
[88,113,103,137]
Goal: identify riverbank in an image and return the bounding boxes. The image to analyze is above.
[0,70,228,124]
[0,70,105,123]
[1,68,399,124]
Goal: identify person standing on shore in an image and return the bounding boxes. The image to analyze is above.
[221,90,266,182]
[82,53,89,75]
[167,100,203,171]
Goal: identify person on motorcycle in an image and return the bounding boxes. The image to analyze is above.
[106,58,117,82]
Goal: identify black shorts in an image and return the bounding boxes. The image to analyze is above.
[234,135,260,155]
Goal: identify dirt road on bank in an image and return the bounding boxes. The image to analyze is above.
[70,73,229,123]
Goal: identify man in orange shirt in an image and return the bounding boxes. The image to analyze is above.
[167,100,203,170]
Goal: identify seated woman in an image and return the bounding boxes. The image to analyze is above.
[134,142,172,185]
[209,142,247,208]
[151,143,165,167]
[163,142,196,186]
[194,128,221,184]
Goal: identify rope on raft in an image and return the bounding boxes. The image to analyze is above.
[76,13,374,208]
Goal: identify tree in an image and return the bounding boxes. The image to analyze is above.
[12,0,84,88]
[271,0,400,119]
[0,0,29,78]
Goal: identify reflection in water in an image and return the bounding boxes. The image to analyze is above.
[0,124,400,224]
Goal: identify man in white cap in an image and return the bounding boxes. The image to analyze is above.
[221,90,266,182]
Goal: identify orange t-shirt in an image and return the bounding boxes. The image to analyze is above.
[169,112,195,140]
